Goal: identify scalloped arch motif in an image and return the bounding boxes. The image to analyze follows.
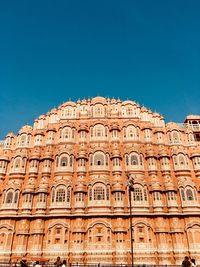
[0,96,200,264]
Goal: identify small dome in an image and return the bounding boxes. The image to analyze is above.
[74,183,87,193]
[81,99,87,105]
[122,100,136,106]
[158,150,170,158]
[0,155,10,161]
[42,151,53,160]
[77,150,87,160]
[91,96,107,105]
[49,108,57,113]
[29,152,40,160]
[110,122,120,131]
[19,125,32,134]
[111,182,124,192]
[166,122,182,131]
[78,124,89,132]
[6,132,15,138]
[24,183,35,193]
[141,106,148,112]
[62,101,76,107]
[38,183,48,192]
[110,149,121,159]
[190,152,200,158]
[146,148,156,158]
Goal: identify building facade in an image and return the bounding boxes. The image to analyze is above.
[0,96,200,264]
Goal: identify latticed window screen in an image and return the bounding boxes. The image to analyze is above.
[144,189,147,201]
[114,192,123,201]
[94,186,105,200]
[96,127,103,137]
[89,188,92,200]
[24,194,32,203]
[106,187,110,200]
[133,188,143,201]
[38,193,46,203]
[56,189,66,202]
[63,128,70,139]
[66,188,70,202]
[76,192,84,202]
[179,155,186,165]
[167,191,176,201]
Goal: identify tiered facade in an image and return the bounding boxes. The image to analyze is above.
[0,96,200,265]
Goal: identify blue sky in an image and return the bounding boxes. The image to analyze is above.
[0,0,200,138]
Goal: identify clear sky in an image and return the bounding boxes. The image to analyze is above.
[0,0,200,138]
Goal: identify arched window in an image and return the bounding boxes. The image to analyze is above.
[66,187,71,203]
[51,186,71,205]
[172,131,180,143]
[65,108,72,117]
[193,156,200,168]
[60,157,68,167]
[47,131,54,143]
[130,155,138,165]
[6,191,13,204]
[173,156,178,166]
[90,154,93,166]
[180,188,185,201]
[106,154,109,166]
[61,127,72,140]
[133,187,143,201]
[186,188,194,201]
[139,155,143,166]
[188,133,195,143]
[125,155,129,165]
[144,129,152,141]
[93,104,104,117]
[5,137,12,148]
[125,125,137,139]
[132,185,148,203]
[92,124,106,138]
[69,156,73,167]
[14,157,21,169]
[89,187,92,201]
[89,183,110,203]
[19,134,27,146]
[94,152,105,166]
[56,188,66,202]
[106,186,110,200]
[170,130,180,144]
[56,156,59,167]
[177,154,187,167]
[94,186,105,200]
[94,125,103,137]
[14,191,19,203]
[22,158,26,168]
[58,154,73,169]
[126,106,133,116]
[34,134,43,145]
[51,188,55,202]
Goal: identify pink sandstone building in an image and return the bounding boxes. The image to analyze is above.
[0,96,200,265]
